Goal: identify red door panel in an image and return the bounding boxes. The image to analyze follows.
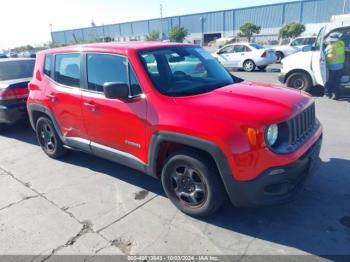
[81,91,148,163]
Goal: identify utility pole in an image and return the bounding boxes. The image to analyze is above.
[200,16,206,47]
[160,4,164,41]
[343,0,347,14]
[49,24,53,44]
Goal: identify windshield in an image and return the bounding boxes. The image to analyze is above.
[0,60,35,81]
[249,43,264,49]
[139,46,234,96]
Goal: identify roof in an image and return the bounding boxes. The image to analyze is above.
[42,41,196,55]
[0,58,35,63]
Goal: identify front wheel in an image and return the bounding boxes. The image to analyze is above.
[286,72,312,92]
[161,150,226,217]
[36,117,68,159]
[243,60,256,72]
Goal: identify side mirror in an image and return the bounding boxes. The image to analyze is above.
[103,82,129,99]
[302,45,312,52]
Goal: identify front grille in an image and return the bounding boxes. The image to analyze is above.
[287,103,316,146]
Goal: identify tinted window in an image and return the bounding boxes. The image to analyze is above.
[219,45,234,54]
[141,54,159,74]
[315,27,326,51]
[0,60,35,81]
[249,43,264,49]
[129,65,142,96]
[87,54,127,92]
[139,46,234,96]
[55,54,81,87]
[290,38,305,46]
[44,55,52,77]
[305,37,316,45]
[234,45,250,52]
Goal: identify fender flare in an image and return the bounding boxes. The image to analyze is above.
[147,131,238,203]
[27,103,66,143]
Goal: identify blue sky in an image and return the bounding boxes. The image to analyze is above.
[0,0,299,49]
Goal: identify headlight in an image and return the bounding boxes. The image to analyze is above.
[266,124,279,146]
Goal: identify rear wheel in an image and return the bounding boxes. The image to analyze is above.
[276,52,284,63]
[243,60,256,72]
[161,150,226,217]
[36,117,67,158]
[286,72,312,92]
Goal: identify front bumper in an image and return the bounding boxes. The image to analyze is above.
[278,73,286,84]
[226,136,322,207]
[0,103,27,124]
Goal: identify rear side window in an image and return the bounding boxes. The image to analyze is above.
[233,45,250,52]
[54,53,81,87]
[87,54,127,92]
[44,55,52,77]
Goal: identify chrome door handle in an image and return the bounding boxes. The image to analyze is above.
[83,102,97,112]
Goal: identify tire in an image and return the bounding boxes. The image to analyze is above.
[161,150,226,217]
[286,72,312,92]
[258,66,267,71]
[243,60,256,72]
[35,116,68,158]
[276,52,284,63]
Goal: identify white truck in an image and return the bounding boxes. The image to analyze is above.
[273,36,317,63]
[279,15,350,92]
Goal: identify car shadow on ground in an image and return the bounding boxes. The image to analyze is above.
[0,122,37,145]
[2,127,350,257]
[201,157,350,257]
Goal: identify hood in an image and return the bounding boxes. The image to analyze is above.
[173,81,312,126]
[282,50,312,64]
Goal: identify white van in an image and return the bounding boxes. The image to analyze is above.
[279,18,350,92]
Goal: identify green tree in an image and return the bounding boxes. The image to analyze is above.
[168,26,189,43]
[278,22,306,41]
[145,30,160,41]
[238,23,261,42]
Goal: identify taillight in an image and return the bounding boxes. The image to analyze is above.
[261,52,267,58]
[0,88,29,100]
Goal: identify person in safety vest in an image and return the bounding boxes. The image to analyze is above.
[325,32,345,100]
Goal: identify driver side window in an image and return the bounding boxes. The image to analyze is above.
[290,38,304,46]
[219,45,234,54]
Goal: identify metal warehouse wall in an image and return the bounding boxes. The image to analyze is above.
[52,0,350,44]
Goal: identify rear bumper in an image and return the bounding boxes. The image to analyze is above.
[0,103,27,124]
[278,73,286,84]
[255,57,277,67]
[226,135,322,207]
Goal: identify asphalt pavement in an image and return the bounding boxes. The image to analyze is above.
[0,69,349,260]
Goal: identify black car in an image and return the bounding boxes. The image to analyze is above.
[0,58,35,130]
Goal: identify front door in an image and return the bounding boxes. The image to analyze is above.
[312,27,328,86]
[81,53,147,163]
[216,45,237,67]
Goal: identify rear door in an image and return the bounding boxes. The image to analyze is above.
[232,44,251,67]
[45,53,89,149]
[312,27,328,86]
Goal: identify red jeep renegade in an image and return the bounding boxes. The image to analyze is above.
[27,42,322,217]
